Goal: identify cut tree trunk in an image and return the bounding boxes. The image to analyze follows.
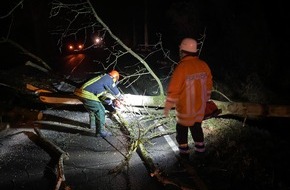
[213,100,290,118]
[26,84,290,118]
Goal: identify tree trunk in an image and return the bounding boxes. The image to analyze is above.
[26,84,290,118]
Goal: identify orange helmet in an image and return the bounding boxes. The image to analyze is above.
[109,70,120,81]
[179,38,197,53]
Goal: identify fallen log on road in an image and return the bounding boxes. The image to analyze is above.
[27,85,290,119]
[25,128,70,190]
[213,100,290,118]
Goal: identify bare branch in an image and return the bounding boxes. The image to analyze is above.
[0,0,24,19]
[0,38,52,70]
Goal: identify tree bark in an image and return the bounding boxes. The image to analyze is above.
[32,90,290,118]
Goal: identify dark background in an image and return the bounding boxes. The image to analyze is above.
[1,1,290,190]
[1,0,290,103]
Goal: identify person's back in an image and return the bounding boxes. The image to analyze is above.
[82,74,113,95]
[164,38,213,158]
[166,42,212,126]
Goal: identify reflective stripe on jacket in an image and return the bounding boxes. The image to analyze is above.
[74,74,121,101]
[165,56,213,126]
[74,88,102,101]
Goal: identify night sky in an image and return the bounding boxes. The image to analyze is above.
[1,0,290,97]
[2,0,289,58]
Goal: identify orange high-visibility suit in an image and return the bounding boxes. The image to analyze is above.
[164,55,213,126]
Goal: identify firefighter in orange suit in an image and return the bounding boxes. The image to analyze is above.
[164,38,213,159]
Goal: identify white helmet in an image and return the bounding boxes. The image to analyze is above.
[179,38,197,53]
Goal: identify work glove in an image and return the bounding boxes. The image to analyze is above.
[113,99,122,108]
[164,108,170,117]
[164,100,174,117]
[117,94,126,105]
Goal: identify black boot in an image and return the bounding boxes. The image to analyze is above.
[178,146,190,161]
[98,130,112,137]
[96,125,112,137]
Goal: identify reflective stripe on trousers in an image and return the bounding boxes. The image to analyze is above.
[176,122,205,152]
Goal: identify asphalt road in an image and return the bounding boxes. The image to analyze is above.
[0,48,193,190]
[0,108,192,190]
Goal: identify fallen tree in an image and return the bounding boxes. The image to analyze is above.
[25,83,290,119]
[25,128,70,190]
[3,81,290,189]
[1,1,289,189]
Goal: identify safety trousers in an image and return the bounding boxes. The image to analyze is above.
[82,99,106,132]
[176,122,205,154]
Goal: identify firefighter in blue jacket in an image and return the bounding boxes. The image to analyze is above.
[74,70,123,137]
